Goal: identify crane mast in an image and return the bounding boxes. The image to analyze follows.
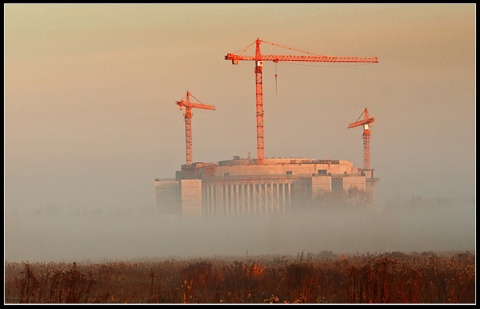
[176,90,215,165]
[348,107,375,170]
[225,38,378,164]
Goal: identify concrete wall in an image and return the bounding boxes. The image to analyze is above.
[363,169,374,178]
[311,176,332,199]
[155,179,181,215]
[181,179,203,216]
[342,176,366,192]
[290,178,312,211]
[212,160,360,178]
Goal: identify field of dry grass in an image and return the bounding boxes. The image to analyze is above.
[4,251,475,304]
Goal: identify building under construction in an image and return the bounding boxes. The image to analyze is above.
[155,38,379,216]
[155,157,378,216]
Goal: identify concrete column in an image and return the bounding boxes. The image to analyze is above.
[225,184,230,216]
[270,183,275,214]
[251,183,255,216]
[215,184,224,216]
[274,183,280,214]
[280,183,285,213]
[235,184,240,216]
[246,184,251,217]
[206,184,212,216]
[228,183,232,216]
[237,184,242,216]
[230,184,234,216]
[285,182,292,211]
[202,185,206,216]
[265,183,270,215]
[261,184,267,216]
[251,183,254,216]
[211,185,215,215]
[265,183,269,215]
[208,184,213,216]
[258,184,262,216]
[255,183,259,216]
[241,184,246,216]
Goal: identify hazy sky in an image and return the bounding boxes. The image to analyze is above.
[4,4,475,262]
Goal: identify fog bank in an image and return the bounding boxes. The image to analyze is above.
[5,198,475,263]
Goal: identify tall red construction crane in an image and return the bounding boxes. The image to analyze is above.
[348,107,375,170]
[176,90,216,165]
[225,38,378,164]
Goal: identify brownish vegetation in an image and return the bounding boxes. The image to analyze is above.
[4,251,475,304]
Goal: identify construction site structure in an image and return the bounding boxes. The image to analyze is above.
[155,156,378,216]
[155,39,379,217]
[225,38,379,164]
[176,91,215,165]
[348,107,375,170]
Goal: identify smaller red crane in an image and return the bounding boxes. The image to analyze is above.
[176,90,216,165]
[348,108,375,170]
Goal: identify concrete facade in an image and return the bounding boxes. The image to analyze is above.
[155,157,379,216]
[180,179,202,216]
[155,179,181,215]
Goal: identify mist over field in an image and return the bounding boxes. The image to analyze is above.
[5,4,475,267]
[5,197,474,263]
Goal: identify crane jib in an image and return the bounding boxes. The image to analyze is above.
[225,53,378,63]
